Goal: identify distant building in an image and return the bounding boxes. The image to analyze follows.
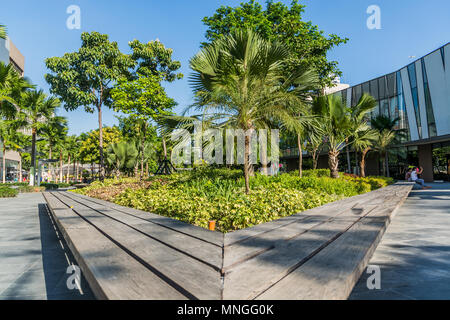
[0,37,25,182]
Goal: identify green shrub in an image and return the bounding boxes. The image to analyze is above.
[17,185,45,193]
[0,186,18,198]
[75,168,394,233]
[0,182,28,187]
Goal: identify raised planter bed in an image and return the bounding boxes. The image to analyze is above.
[43,182,413,300]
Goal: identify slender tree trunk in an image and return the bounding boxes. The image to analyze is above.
[19,155,22,182]
[360,148,369,177]
[48,146,52,182]
[146,162,149,178]
[346,144,351,173]
[328,149,340,178]
[381,152,386,176]
[244,134,251,194]
[98,103,105,182]
[312,148,318,170]
[72,158,76,183]
[162,137,167,159]
[66,154,71,184]
[297,134,303,178]
[385,153,390,177]
[2,146,6,184]
[76,161,79,183]
[59,150,63,182]
[30,128,37,186]
[91,162,94,180]
[140,137,145,180]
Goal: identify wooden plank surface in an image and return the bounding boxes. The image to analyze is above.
[43,192,188,300]
[51,192,222,300]
[61,191,222,269]
[43,182,413,300]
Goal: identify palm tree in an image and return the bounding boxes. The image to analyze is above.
[0,62,31,116]
[312,93,375,178]
[371,115,406,177]
[353,128,378,177]
[189,29,318,193]
[18,89,61,186]
[0,120,21,183]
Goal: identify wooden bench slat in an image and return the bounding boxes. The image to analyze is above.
[43,193,188,300]
[52,192,222,300]
[61,192,223,269]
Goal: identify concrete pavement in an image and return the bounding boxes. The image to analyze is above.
[0,192,93,300]
[350,183,450,300]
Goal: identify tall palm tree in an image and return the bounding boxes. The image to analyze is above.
[189,29,318,193]
[0,62,31,117]
[18,89,61,185]
[312,93,375,178]
[374,129,396,177]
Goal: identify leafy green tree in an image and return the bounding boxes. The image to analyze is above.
[18,89,60,185]
[79,126,122,177]
[189,29,317,193]
[45,32,134,181]
[202,0,348,88]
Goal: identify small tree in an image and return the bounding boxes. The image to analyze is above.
[45,32,134,181]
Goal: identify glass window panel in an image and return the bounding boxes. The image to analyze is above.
[362,82,370,95]
[380,99,389,118]
[354,85,362,104]
[370,79,379,100]
[387,73,396,97]
[378,77,387,99]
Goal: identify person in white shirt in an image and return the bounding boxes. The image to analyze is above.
[410,166,431,189]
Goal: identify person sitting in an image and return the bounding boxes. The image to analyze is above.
[410,166,431,189]
[405,167,413,182]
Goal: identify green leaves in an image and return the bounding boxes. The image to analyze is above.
[45,32,134,112]
[202,0,348,88]
[0,24,6,40]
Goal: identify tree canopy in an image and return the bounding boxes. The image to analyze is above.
[202,0,348,88]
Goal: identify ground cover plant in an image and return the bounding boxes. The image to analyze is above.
[73,168,393,232]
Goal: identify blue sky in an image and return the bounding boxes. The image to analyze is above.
[2,0,449,135]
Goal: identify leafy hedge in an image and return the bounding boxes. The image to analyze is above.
[40,182,71,190]
[0,186,19,198]
[73,169,394,232]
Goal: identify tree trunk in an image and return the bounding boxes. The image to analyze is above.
[146,161,149,178]
[72,158,76,183]
[2,146,6,184]
[66,154,71,184]
[312,148,318,170]
[328,150,340,178]
[385,153,390,177]
[98,104,105,182]
[162,137,167,159]
[346,144,351,173]
[48,145,52,182]
[59,150,63,182]
[360,148,369,178]
[19,155,22,182]
[297,134,303,178]
[76,161,79,183]
[29,128,37,186]
[140,137,145,180]
[381,152,386,176]
[244,134,251,194]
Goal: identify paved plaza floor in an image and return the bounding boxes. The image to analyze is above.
[350,183,450,299]
[0,192,93,300]
[1,184,449,300]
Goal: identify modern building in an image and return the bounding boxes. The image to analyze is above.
[281,42,450,182]
[0,36,25,182]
